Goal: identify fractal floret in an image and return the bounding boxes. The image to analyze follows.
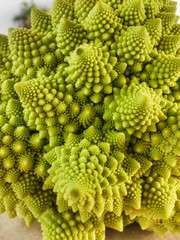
[1,0,180,239]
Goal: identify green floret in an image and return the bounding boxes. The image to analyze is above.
[8,27,61,80]
[157,12,176,34]
[49,0,75,34]
[116,0,146,27]
[56,18,87,56]
[39,208,105,240]
[157,35,180,55]
[141,175,177,219]
[75,0,97,23]
[140,53,180,93]
[0,35,12,82]
[144,18,162,46]
[47,137,128,221]
[143,0,160,19]
[103,82,168,138]
[31,8,53,34]
[116,26,153,65]
[162,3,177,14]
[82,0,122,41]
[171,23,180,35]
[103,0,122,11]
[65,43,117,102]
[16,202,36,226]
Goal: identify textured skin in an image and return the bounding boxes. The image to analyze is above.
[0,0,180,239]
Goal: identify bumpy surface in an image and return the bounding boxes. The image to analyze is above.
[0,0,180,239]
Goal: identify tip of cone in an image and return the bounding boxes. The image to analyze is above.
[14,82,23,96]
[58,17,73,31]
[135,26,147,35]
[147,18,162,26]
[69,187,81,200]
[137,93,152,107]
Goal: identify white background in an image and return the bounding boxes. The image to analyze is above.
[0,0,53,35]
[0,0,180,35]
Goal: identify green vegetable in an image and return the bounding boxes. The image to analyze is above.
[0,0,180,239]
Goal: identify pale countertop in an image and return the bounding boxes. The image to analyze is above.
[0,213,180,240]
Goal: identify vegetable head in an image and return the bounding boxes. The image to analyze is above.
[0,0,180,239]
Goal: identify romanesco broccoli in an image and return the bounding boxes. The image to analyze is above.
[0,0,180,239]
